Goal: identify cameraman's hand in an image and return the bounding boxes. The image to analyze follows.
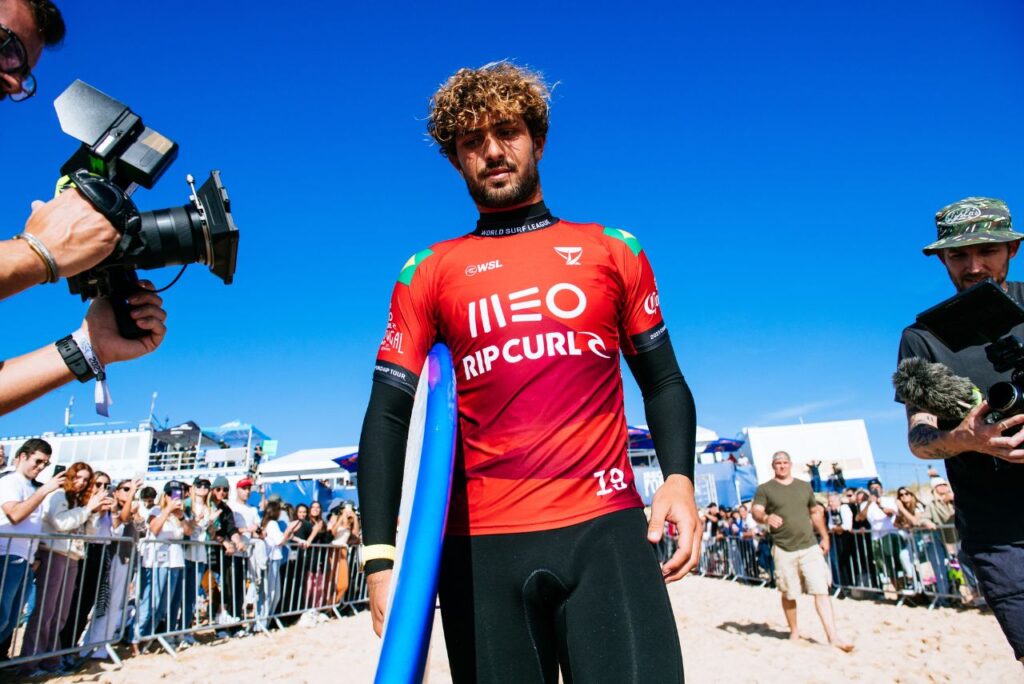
[951,401,1024,463]
[81,280,167,364]
[25,191,119,278]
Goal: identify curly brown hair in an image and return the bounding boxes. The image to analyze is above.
[63,461,93,508]
[427,61,552,157]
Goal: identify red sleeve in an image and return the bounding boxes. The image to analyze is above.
[606,228,668,356]
[373,247,438,396]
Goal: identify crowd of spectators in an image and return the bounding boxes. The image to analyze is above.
[0,438,363,675]
[692,473,979,605]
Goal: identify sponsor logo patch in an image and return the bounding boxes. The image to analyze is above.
[554,246,583,265]
[379,307,405,354]
[643,291,660,315]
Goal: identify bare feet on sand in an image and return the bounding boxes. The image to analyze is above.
[831,641,855,653]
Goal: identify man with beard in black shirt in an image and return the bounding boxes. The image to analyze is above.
[897,197,1024,664]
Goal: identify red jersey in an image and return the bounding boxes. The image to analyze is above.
[373,206,668,535]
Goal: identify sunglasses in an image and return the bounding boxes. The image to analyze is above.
[213,487,228,492]
[0,23,36,102]
[117,486,132,492]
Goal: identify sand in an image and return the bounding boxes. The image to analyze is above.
[28,576,1021,683]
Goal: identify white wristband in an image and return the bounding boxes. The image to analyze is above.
[71,330,112,416]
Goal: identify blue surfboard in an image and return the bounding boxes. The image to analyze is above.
[375,344,457,684]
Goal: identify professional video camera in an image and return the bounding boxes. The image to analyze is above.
[54,80,239,338]
[894,279,1024,421]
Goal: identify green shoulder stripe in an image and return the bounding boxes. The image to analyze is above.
[397,248,434,285]
[603,227,642,256]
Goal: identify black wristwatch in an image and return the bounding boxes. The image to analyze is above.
[55,335,96,383]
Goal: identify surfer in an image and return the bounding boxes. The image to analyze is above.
[358,61,701,682]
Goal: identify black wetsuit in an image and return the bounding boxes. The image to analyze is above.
[359,203,697,682]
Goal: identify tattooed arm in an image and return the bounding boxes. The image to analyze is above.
[906,403,1024,464]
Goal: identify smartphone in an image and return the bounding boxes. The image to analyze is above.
[53,464,66,476]
[170,488,183,501]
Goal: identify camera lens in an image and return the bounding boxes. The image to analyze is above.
[128,171,238,284]
[134,205,205,270]
[989,381,1024,415]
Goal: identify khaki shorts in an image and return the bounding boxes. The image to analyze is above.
[772,544,829,599]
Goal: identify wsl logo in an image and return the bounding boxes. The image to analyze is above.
[465,259,503,277]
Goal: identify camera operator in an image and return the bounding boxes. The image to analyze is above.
[0,0,168,416]
[897,197,1024,664]
[2,0,121,299]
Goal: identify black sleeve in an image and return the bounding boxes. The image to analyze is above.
[357,380,414,574]
[213,502,239,541]
[623,336,696,482]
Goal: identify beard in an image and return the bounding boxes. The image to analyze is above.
[464,155,541,210]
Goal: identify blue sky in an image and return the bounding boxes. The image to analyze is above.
[2,1,1022,483]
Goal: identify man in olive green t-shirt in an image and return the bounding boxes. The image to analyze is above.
[753,451,853,652]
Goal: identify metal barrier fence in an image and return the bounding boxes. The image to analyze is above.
[3,523,976,671]
[0,532,369,672]
[684,525,980,610]
[0,532,136,672]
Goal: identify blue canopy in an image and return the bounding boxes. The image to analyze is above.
[628,425,653,450]
[201,419,270,448]
[332,450,359,473]
[702,438,745,453]
[264,481,332,509]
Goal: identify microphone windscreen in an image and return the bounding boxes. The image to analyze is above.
[893,357,979,421]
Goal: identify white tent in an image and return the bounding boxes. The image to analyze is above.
[740,420,877,484]
[257,446,357,484]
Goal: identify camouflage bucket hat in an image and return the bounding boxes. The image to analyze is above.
[923,197,1023,255]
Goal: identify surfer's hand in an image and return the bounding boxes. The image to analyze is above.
[367,569,392,637]
[647,474,702,583]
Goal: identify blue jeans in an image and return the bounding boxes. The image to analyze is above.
[183,560,207,628]
[134,567,184,642]
[0,556,31,644]
[920,532,952,597]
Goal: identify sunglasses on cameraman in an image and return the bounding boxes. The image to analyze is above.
[0,23,36,102]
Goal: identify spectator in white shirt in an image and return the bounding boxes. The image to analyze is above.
[77,477,143,661]
[221,477,258,632]
[0,440,64,646]
[134,482,193,652]
[21,461,111,673]
[855,478,902,591]
[254,500,298,630]
[181,477,214,642]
